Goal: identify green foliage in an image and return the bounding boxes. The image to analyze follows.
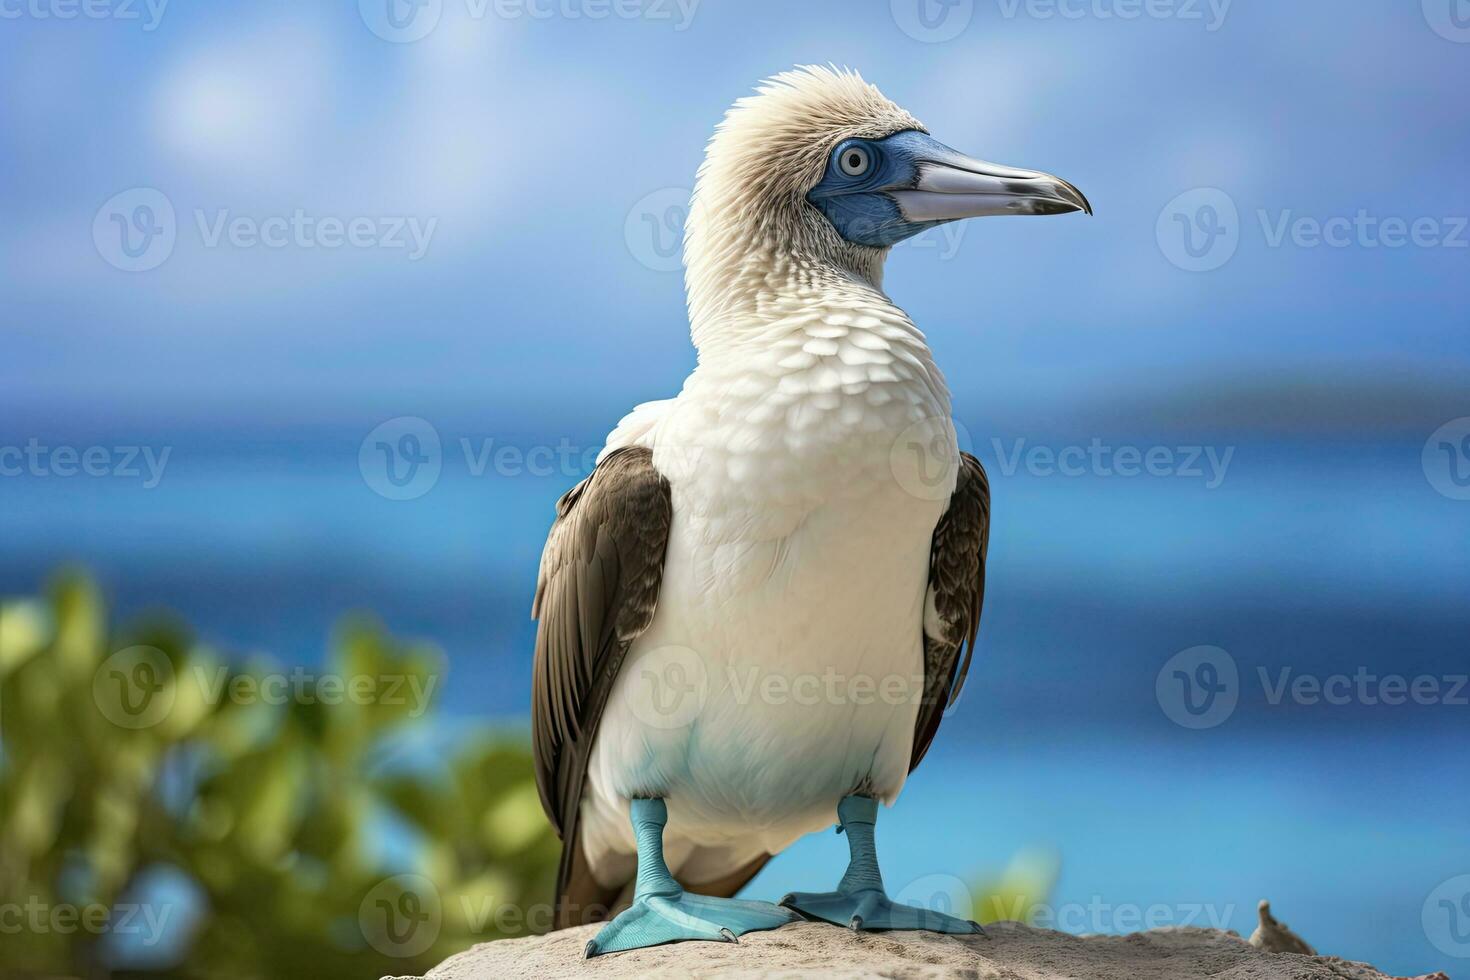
[0,573,559,979]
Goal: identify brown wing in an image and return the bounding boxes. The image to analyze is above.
[531,446,672,928]
[910,451,990,771]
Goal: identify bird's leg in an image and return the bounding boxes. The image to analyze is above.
[780,795,985,935]
[584,798,799,957]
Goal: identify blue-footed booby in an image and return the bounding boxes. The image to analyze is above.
[531,66,1089,957]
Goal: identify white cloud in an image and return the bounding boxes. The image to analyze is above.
[386,6,512,220]
[152,18,334,178]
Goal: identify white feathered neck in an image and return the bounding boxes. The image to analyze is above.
[682,67,924,356]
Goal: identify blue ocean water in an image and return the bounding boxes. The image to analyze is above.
[3,433,1465,975]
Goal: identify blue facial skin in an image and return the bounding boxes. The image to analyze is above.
[807,129,951,247]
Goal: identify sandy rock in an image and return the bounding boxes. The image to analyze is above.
[1250,899,1317,955]
[391,920,1413,980]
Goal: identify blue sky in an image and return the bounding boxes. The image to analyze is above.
[2,0,1468,437]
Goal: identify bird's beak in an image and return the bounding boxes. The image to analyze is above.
[889,142,1091,222]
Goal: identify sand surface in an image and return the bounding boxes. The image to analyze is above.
[390,920,1439,980]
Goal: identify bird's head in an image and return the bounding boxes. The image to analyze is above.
[685,66,1088,329]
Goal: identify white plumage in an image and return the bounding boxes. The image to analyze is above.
[581,67,957,892]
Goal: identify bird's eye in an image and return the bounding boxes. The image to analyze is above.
[838,144,871,177]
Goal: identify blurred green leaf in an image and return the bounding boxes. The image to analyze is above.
[0,598,52,676]
[972,849,1061,925]
[0,571,559,979]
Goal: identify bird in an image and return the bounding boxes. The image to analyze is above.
[530,65,1089,957]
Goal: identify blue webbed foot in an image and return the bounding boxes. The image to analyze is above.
[781,886,983,934]
[585,889,800,957]
[584,798,799,958]
[780,796,985,936]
